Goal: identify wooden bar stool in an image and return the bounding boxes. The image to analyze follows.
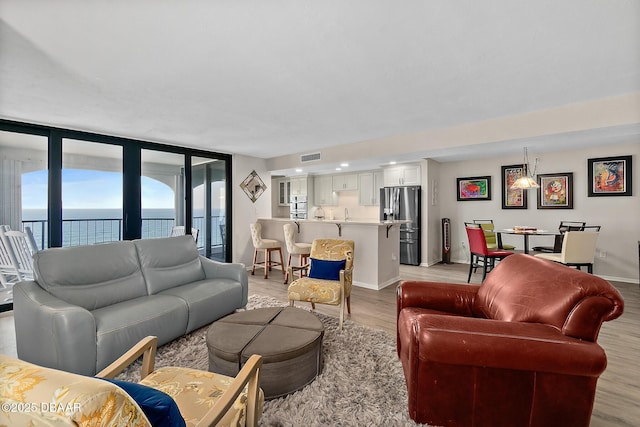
[250,223,285,279]
[283,223,312,284]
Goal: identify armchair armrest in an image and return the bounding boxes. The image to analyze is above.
[198,354,263,427]
[97,336,158,380]
[397,280,478,318]
[12,281,98,375]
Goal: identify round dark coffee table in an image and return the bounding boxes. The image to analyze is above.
[206,306,324,400]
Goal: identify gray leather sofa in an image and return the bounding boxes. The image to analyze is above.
[13,235,248,375]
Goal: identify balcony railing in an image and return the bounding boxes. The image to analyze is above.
[22,216,224,251]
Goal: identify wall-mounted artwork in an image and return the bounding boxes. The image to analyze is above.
[456,176,491,201]
[537,172,573,209]
[240,170,267,203]
[501,164,527,209]
[588,155,633,197]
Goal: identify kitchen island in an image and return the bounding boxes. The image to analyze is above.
[257,217,408,290]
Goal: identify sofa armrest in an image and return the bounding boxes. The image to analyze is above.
[12,281,97,375]
[397,280,478,318]
[200,257,249,305]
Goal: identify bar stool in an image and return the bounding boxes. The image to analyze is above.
[283,223,312,284]
[250,223,285,279]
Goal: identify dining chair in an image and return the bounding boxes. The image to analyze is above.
[535,231,600,273]
[472,219,515,250]
[465,225,514,282]
[283,223,312,284]
[287,238,354,330]
[532,220,586,253]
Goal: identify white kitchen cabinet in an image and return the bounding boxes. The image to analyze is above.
[277,178,291,206]
[332,173,358,191]
[289,175,309,197]
[359,171,383,205]
[383,164,421,186]
[314,175,337,206]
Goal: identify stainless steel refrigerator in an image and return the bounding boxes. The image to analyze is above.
[380,186,421,265]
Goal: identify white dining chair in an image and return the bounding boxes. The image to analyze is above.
[534,231,599,274]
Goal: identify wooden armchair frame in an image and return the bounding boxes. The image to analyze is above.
[98,336,263,427]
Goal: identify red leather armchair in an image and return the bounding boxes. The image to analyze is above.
[396,254,624,427]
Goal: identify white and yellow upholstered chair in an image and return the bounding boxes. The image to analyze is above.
[250,222,285,279]
[534,230,599,274]
[0,336,263,427]
[287,238,354,330]
[282,223,312,284]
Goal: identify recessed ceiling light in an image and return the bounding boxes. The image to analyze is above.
[389,161,397,165]
[340,163,349,167]
[335,167,342,171]
[295,168,302,172]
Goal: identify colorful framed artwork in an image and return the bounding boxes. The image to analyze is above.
[537,172,573,209]
[501,164,527,209]
[456,176,491,201]
[588,155,633,197]
[240,170,267,203]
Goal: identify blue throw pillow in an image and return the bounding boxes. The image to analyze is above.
[308,258,346,281]
[99,378,185,427]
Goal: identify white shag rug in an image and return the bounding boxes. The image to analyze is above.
[118,295,425,427]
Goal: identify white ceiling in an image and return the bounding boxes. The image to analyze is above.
[1,0,639,175]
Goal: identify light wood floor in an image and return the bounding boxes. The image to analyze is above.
[1,262,638,426]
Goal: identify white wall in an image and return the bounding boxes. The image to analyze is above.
[232,155,271,267]
[433,141,639,283]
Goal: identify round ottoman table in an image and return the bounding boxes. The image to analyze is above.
[206,306,324,400]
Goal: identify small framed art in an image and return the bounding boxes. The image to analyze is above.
[501,164,527,209]
[587,155,633,197]
[456,176,491,201]
[240,170,267,203]
[537,172,573,209]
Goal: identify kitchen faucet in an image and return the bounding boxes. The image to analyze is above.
[344,208,349,221]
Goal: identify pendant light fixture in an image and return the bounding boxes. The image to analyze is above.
[510,147,539,189]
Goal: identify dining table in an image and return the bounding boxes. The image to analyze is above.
[497,228,558,254]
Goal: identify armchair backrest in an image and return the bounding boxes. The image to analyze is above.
[473,254,624,341]
[310,239,354,272]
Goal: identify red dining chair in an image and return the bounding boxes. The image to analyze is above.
[465,225,514,282]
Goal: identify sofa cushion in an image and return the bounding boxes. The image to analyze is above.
[134,236,206,294]
[93,295,189,372]
[472,254,618,331]
[159,278,245,333]
[33,241,148,311]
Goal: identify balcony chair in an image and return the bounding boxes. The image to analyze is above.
[283,223,312,284]
[465,224,514,282]
[287,238,354,330]
[534,230,600,273]
[397,254,624,427]
[170,225,199,241]
[0,227,35,287]
[250,222,285,279]
[0,335,263,427]
[472,219,515,250]
[532,220,586,253]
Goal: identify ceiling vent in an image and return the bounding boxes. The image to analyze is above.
[300,152,321,163]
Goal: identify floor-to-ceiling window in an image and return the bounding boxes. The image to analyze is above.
[0,120,232,261]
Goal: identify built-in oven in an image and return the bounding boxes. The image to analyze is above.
[289,196,308,219]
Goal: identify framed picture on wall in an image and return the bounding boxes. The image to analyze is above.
[537,172,573,209]
[456,176,491,201]
[587,155,633,197]
[501,165,527,209]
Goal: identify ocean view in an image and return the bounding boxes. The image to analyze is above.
[22,209,223,249]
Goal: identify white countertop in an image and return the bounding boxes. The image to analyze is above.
[260,217,411,226]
